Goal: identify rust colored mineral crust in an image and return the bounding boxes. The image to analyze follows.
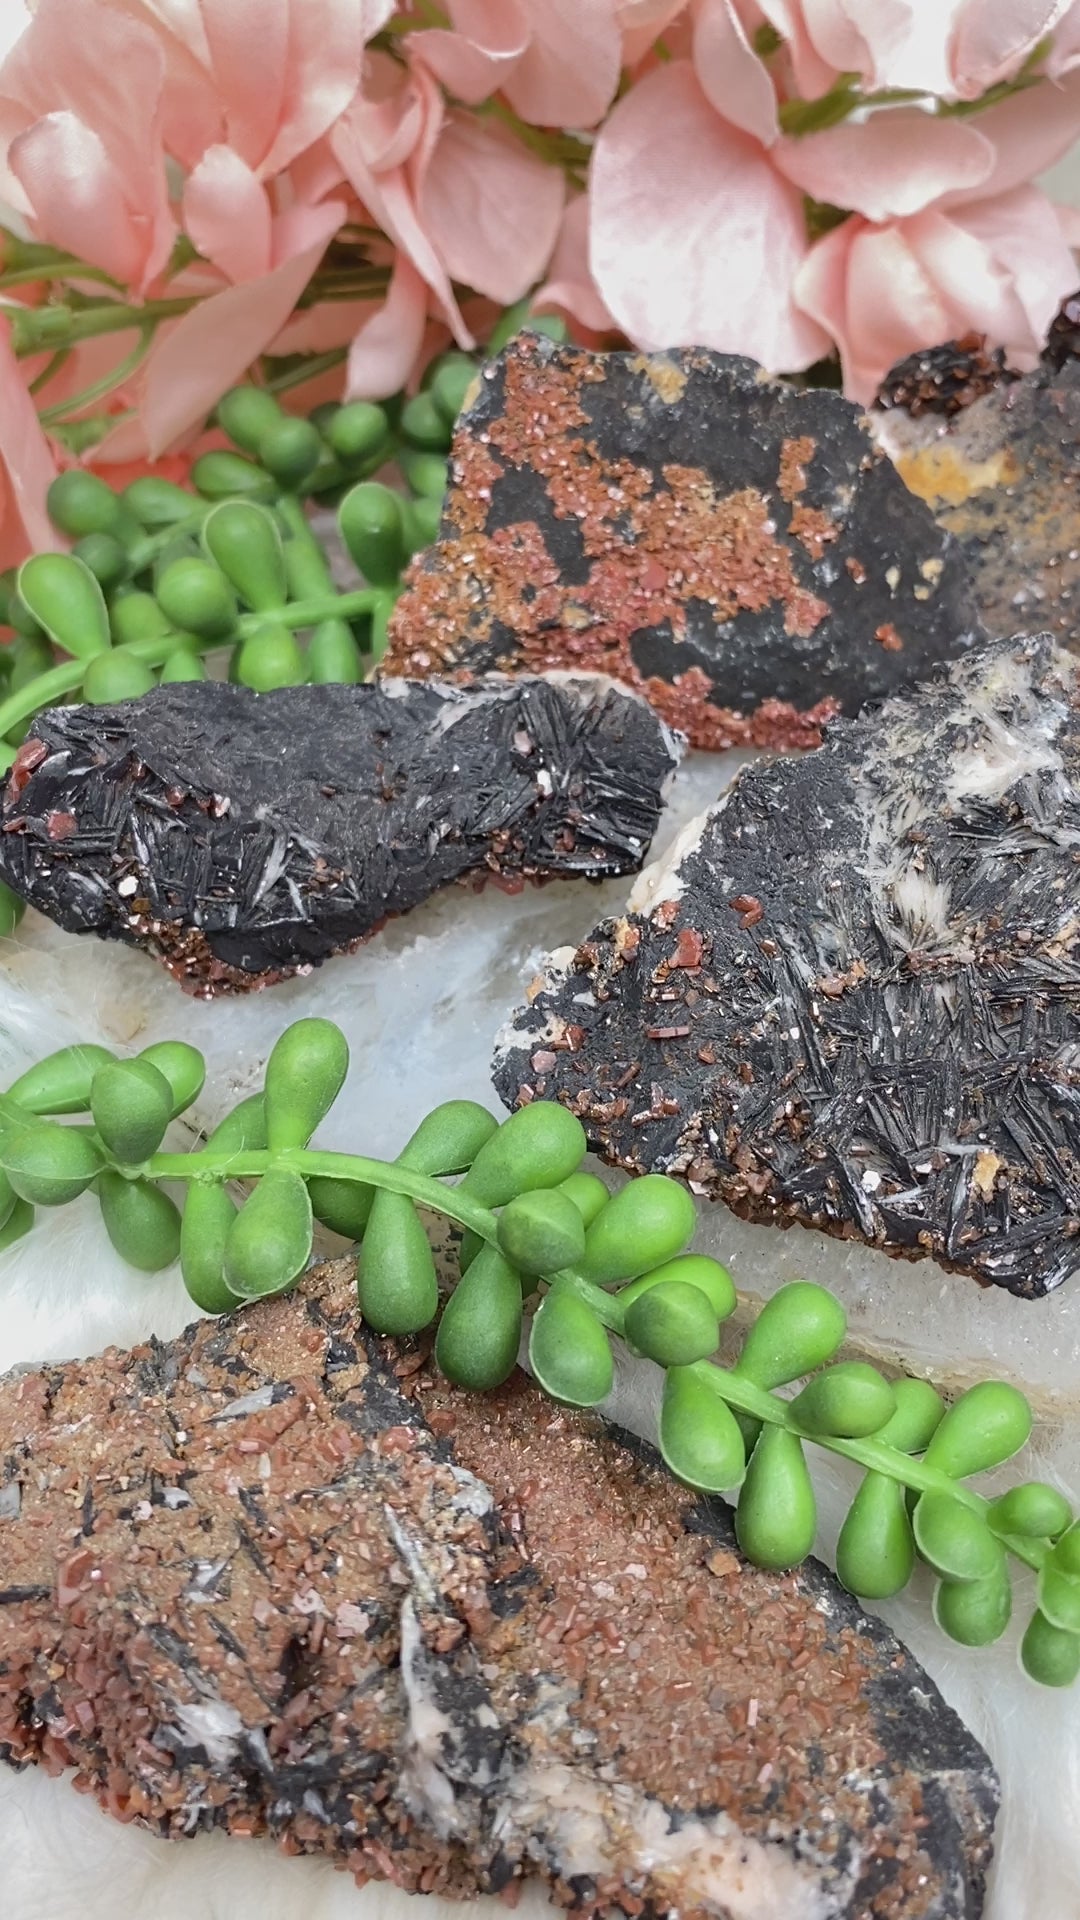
[382,338,982,752]
[0,1265,998,1918]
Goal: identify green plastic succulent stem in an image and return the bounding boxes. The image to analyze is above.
[148,1145,501,1245]
[143,1141,1050,1579]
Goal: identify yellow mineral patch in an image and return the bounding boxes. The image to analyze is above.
[895,442,1021,508]
[633,355,689,405]
[973,1150,1003,1199]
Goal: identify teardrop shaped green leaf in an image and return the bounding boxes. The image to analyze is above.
[912,1491,1004,1583]
[790,1362,896,1438]
[734,1425,816,1570]
[578,1174,696,1286]
[934,1567,1012,1647]
[659,1366,745,1493]
[435,1245,522,1391]
[263,1018,349,1151]
[989,1482,1073,1541]
[224,1169,313,1300]
[1038,1563,1080,1635]
[836,1471,915,1598]
[1021,1609,1080,1687]
[733,1282,846,1390]
[528,1286,612,1407]
[357,1189,437,1335]
[922,1381,1032,1481]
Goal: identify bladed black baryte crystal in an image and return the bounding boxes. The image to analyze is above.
[382,335,984,751]
[494,635,1080,1298]
[0,674,681,995]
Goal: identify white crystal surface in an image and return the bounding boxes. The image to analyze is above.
[0,746,1077,1920]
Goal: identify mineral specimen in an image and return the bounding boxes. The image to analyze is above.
[876,355,1080,656]
[0,1261,999,1918]
[874,333,1018,419]
[494,634,1080,1299]
[382,335,982,751]
[0,674,680,996]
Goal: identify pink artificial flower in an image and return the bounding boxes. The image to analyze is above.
[0,316,62,572]
[795,186,1078,402]
[0,0,175,291]
[786,63,1080,399]
[534,193,617,335]
[590,58,829,370]
[411,0,622,128]
[331,45,564,397]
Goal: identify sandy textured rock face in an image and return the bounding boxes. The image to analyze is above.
[494,636,1080,1299]
[382,338,983,752]
[0,1262,998,1919]
[0,675,680,995]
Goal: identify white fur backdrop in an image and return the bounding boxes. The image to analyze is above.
[0,746,1079,1920]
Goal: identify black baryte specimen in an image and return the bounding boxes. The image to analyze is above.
[494,635,1080,1298]
[0,674,681,995]
[0,1261,999,1917]
[383,334,984,751]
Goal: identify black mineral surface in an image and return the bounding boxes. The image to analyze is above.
[0,1260,999,1917]
[495,635,1080,1298]
[382,336,984,752]
[0,674,680,995]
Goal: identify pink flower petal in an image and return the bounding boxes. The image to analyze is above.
[945,65,1080,201]
[271,198,347,270]
[418,113,564,304]
[0,0,175,287]
[795,216,949,403]
[503,0,622,129]
[0,314,62,570]
[332,79,471,347]
[950,0,1074,97]
[693,0,779,146]
[139,238,331,456]
[9,114,152,287]
[182,145,272,284]
[591,61,829,370]
[535,192,615,332]
[758,0,843,95]
[410,28,521,104]
[195,0,289,173]
[775,109,994,220]
[98,0,223,169]
[414,0,530,102]
[948,186,1078,353]
[449,0,532,50]
[346,254,430,400]
[620,2,689,67]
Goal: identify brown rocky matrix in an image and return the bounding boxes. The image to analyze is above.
[0,1263,997,1917]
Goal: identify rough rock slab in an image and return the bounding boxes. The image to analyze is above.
[877,355,1080,655]
[0,1261,998,1919]
[382,336,982,751]
[494,635,1080,1299]
[0,674,680,996]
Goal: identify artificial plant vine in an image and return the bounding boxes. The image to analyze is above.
[0,1016,1077,1688]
